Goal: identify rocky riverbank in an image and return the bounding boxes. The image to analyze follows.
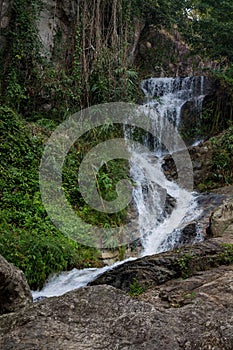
[0,199,232,349]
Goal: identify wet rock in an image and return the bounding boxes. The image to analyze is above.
[89,238,233,292]
[0,255,32,315]
[161,139,230,192]
[176,222,197,245]
[162,155,177,181]
[164,193,177,215]
[156,222,199,254]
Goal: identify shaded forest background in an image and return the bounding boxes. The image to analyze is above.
[1,0,233,115]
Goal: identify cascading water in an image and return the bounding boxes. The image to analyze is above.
[129,149,200,255]
[141,76,206,126]
[128,76,206,255]
[32,76,206,299]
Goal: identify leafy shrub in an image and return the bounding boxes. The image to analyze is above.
[211,125,233,185]
[0,106,101,289]
[128,278,146,297]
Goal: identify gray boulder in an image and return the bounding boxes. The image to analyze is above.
[0,255,32,315]
[210,199,233,237]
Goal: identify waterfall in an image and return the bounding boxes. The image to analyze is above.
[32,76,206,299]
[128,76,205,255]
[141,76,206,127]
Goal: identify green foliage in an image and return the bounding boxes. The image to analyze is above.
[118,245,127,261]
[2,0,233,117]
[211,66,233,128]
[89,52,140,105]
[197,124,233,191]
[36,64,81,120]
[0,0,144,117]
[176,254,193,279]
[189,1,233,61]
[215,64,233,93]
[0,106,132,288]
[211,125,233,185]
[0,0,82,119]
[62,124,131,248]
[128,277,146,296]
[1,0,43,112]
[0,106,102,289]
[219,244,233,265]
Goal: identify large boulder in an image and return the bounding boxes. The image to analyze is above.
[210,199,233,237]
[0,255,32,315]
[162,140,214,190]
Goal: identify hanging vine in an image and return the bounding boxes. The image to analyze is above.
[1,0,43,112]
[74,0,142,106]
[0,0,148,115]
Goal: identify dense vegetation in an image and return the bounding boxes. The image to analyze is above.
[0,107,105,289]
[1,0,233,114]
[0,0,233,289]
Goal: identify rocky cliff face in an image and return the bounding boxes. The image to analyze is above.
[37,0,77,60]
[135,25,216,78]
[90,236,233,292]
[0,0,77,60]
[210,199,233,237]
[0,0,11,52]
[0,0,212,76]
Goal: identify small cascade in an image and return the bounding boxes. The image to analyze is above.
[141,76,206,128]
[32,258,136,300]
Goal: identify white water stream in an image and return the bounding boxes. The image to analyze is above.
[32,76,206,299]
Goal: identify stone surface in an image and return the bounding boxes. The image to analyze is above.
[0,231,233,349]
[0,0,11,29]
[210,199,233,237]
[38,0,77,58]
[0,0,11,52]
[0,255,32,315]
[0,264,233,349]
[162,140,214,190]
[100,249,120,265]
[135,25,216,77]
[139,264,233,349]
